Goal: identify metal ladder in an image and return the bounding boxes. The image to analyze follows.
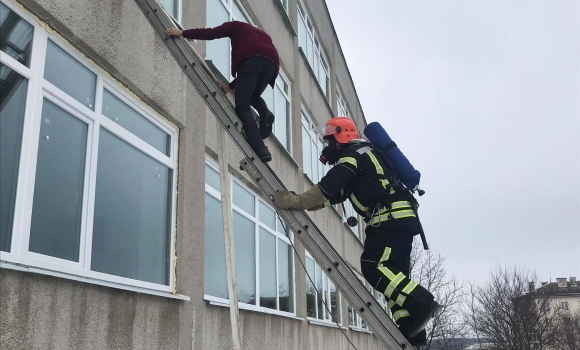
[132,0,414,348]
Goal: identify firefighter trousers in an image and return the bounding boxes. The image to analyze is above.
[360,227,434,331]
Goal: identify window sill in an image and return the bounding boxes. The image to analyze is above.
[0,261,190,301]
[298,47,334,119]
[307,317,347,329]
[349,325,373,334]
[205,295,303,321]
[272,0,297,37]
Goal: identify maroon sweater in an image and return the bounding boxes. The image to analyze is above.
[183,21,280,89]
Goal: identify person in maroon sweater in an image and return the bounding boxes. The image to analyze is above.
[166,21,280,163]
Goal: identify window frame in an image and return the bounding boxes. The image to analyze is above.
[265,70,292,152]
[203,158,297,317]
[336,85,352,119]
[300,106,325,183]
[305,251,342,325]
[1,1,179,294]
[297,0,330,98]
[205,0,254,80]
[159,0,183,24]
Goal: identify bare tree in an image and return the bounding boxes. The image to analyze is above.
[410,238,467,349]
[552,308,580,350]
[462,265,562,350]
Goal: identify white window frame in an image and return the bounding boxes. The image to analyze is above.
[270,71,292,152]
[301,107,326,183]
[0,0,179,295]
[206,0,253,80]
[336,85,352,119]
[297,0,330,98]
[158,0,182,24]
[305,251,342,325]
[348,273,370,331]
[278,0,289,11]
[203,158,296,317]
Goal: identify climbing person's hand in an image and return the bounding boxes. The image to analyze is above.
[165,28,183,37]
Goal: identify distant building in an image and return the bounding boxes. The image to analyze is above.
[530,276,580,314]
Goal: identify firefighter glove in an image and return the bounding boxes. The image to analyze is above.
[273,185,326,211]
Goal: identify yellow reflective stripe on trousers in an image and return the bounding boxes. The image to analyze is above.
[379,247,392,263]
[366,151,384,175]
[370,210,416,225]
[393,309,410,321]
[385,272,405,298]
[378,265,396,280]
[338,157,357,168]
[402,280,419,295]
[349,194,367,211]
[396,294,407,307]
[387,300,396,309]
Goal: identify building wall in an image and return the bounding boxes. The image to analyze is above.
[0,0,389,349]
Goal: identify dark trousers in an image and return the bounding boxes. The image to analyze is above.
[234,56,276,150]
[361,227,434,332]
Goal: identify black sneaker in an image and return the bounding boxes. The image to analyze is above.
[259,113,275,139]
[406,329,427,346]
[254,146,272,163]
[408,301,442,337]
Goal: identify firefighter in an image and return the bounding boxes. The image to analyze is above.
[166,21,279,162]
[273,117,440,345]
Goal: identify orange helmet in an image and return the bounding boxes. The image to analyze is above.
[313,117,359,144]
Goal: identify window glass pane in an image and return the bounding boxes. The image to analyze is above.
[0,66,28,252]
[158,0,177,18]
[306,258,316,317]
[44,40,96,110]
[91,128,171,285]
[233,181,254,215]
[259,202,275,230]
[262,86,274,113]
[0,4,34,67]
[274,88,288,149]
[259,228,276,310]
[278,240,292,312]
[204,194,228,298]
[233,211,256,304]
[330,280,339,322]
[301,124,312,179]
[205,164,220,191]
[232,2,248,23]
[102,90,170,156]
[315,263,323,319]
[298,16,307,50]
[29,99,87,261]
[206,0,230,79]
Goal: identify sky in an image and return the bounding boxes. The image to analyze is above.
[326,0,580,285]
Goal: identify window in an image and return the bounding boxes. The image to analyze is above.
[158,0,181,21]
[336,87,351,118]
[262,72,291,150]
[305,252,341,323]
[204,161,295,314]
[561,301,569,310]
[297,1,330,97]
[206,0,251,79]
[1,3,178,292]
[348,274,370,331]
[301,108,328,183]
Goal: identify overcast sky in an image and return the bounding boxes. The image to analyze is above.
[326,0,580,284]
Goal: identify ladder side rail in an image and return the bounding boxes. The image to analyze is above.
[132,0,414,348]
